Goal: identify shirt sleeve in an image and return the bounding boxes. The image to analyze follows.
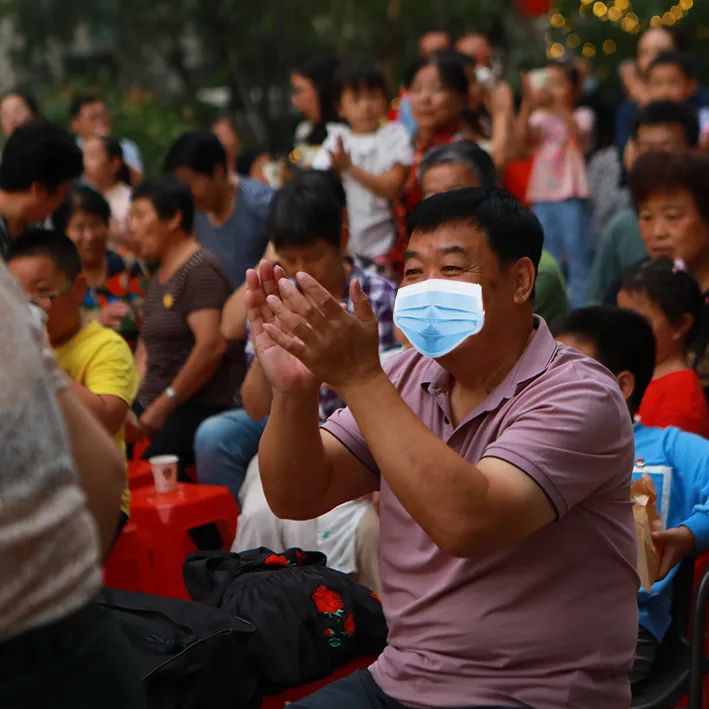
[180,262,230,314]
[484,362,634,518]
[311,131,338,170]
[666,428,709,551]
[383,123,414,168]
[82,335,139,405]
[120,138,143,173]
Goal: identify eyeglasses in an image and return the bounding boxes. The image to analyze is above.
[30,279,74,305]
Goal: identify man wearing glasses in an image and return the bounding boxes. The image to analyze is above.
[8,228,138,538]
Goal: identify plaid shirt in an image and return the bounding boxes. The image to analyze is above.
[246,256,397,422]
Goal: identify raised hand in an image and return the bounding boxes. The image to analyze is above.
[245,260,318,393]
[260,270,382,397]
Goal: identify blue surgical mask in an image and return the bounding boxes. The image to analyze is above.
[394,279,485,359]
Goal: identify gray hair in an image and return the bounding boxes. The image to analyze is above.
[417,141,498,188]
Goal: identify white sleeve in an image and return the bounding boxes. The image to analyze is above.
[383,122,414,167]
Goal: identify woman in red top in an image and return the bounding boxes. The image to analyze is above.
[402,52,472,214]
[617,259,709,437]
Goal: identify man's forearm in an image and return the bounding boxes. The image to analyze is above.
[258,386,332,519]
[341,372,486,551]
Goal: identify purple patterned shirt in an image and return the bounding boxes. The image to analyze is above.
[246,256,397,422]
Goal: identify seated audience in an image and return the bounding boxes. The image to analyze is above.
[518,59,594,307]
[0,120,83,260]
[8,229,138,537]
[70,93,143,183]
[196,171,397,593]
[252,187,637,708]
[130,177,236,479]
[627,149,709,392]
[52,185,148,346]
[419,141,569,329]
[614,26,682,150]
[585,101,700,305]
[82,135,134,254]
[618,259,709,436]
[556,306,709,686]
[0,257,145,709]
[0,88,39,138]
[403,51,472,213]
[164,132,273,290]
[290,52,342,168]
[312,60,413,266]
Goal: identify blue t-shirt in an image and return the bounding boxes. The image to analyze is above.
[634,422,709,642]
[194,177,273,289]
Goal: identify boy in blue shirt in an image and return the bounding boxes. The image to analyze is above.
[556,305,709,686]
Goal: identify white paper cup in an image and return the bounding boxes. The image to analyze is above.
[149,455,179,493]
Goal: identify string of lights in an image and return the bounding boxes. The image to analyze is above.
[547,0,700,60]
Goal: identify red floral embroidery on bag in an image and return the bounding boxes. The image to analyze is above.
[294,549,307,565]
[264,553,289,567]
[311,585,344,614]
[370,591,381,604]
[343,612,356,636]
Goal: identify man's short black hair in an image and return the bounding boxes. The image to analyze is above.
[163,132,228,177]
[555,306,655,413]
[335,60,389,102]
[132,177,195,233]
[419,141,498,188]
[406,187,543,273]
[8,227,82,281]
[648,51,698,80]
[632,100,700,146]
[52,185,111,233]
[69,93,103,119]
[0,119,83,192]
[268,170,342,251]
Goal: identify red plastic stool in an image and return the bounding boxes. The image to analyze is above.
[127,459,153,489]
[103,521,156,594]
[130,483,238,599]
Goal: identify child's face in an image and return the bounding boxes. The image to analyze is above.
[647,64,696,103]
[338,86,387,134]
[546,65,573,106]
[617,288,680,366]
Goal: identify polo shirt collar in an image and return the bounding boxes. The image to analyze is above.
[421,316,558,418]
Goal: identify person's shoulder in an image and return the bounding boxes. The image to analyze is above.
[378,120,409,141]
[638,423,709,468]
[537,250,564,279]
[605,208,637,233]
[189,248,230,280]
[238,176,275,206]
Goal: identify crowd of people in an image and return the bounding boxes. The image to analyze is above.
[2,20,709,709]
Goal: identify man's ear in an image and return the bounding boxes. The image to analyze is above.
[616,369,636,406]
[511,257,536,305]
[167,211,183,234]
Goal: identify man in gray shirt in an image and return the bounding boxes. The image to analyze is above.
[164,132,273,289]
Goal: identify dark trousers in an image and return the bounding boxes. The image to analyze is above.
[0,604,146,709]
[139,401,228,550]
[290,669,519,709]
[630,625,659,686]
[141,402,226,479]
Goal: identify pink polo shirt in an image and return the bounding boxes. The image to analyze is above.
[322,317,637,708]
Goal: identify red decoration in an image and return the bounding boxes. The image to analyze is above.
[343,612,356,635]
[264,553,289,567]
[311,585,345,614]
[519,0,550,16]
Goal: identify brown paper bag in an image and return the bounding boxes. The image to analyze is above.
[631,475,663,592]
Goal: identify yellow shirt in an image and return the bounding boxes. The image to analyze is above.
[55,321,139,516]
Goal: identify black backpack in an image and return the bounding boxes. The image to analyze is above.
[97,588,260,709]
[183,547,388,692]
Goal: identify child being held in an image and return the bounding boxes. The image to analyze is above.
[312,60,413,267]
[618,259,709,438]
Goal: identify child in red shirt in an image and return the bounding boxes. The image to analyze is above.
[617,259,709,437]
